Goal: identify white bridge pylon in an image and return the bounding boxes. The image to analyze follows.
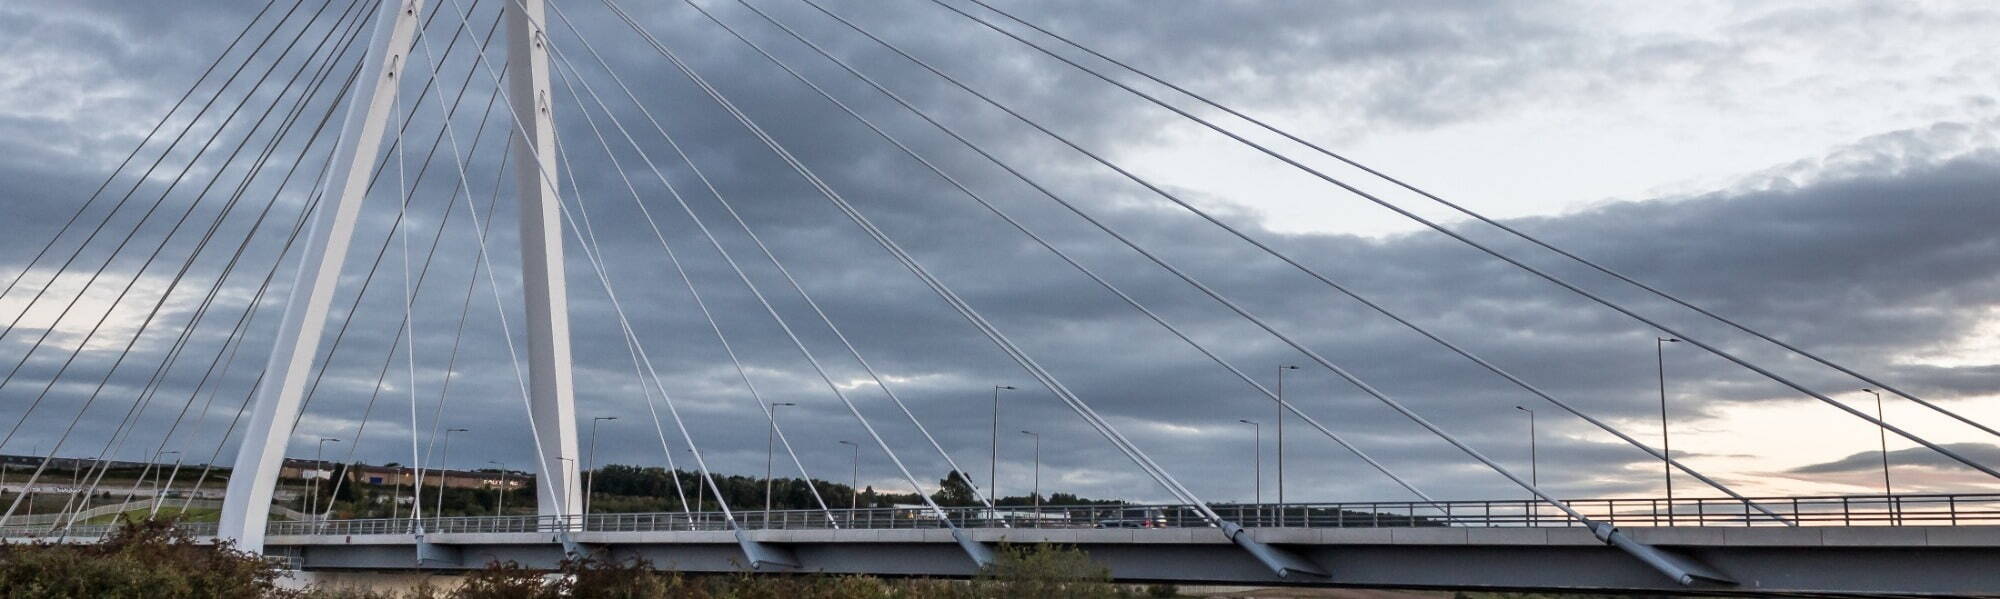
[217,0,579,553]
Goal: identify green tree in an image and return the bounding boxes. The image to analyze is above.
[933,470,978,506]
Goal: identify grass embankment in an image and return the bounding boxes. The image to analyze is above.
[81,506,220,525]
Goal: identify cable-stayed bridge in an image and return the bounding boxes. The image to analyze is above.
[2,0,1997,595]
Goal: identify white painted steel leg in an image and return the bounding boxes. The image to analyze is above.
[504,0,581,522]
[219,0,429,554]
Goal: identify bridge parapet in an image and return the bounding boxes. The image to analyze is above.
[259,523,2000,596]
[11,493,1995,543]
[253,492,2000,537]
[9,495,2000,595]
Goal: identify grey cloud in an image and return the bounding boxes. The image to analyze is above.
[1790,444,2000,476]
[1,1,1997,508]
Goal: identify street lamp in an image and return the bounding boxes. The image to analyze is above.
[1515,406,1537,523]
[487,460,508,516]
[687,449,704,514]
[150,449,191,518]
[1514,407,1538,487]
[1239,419,1261,507]
[1656,336,1679,523]
[1276,365,1299,506]
[13,448,26,519]
[765,402,797,525]
[1862,389,1895,517]
[147,450,179,518]
[435,428,469,518]
[989,385,1016,504]
[309,438,339,520]
[1020,431,1040,513]
[555,457,576,520]
[838,440,859,512]
[587,417,617,517]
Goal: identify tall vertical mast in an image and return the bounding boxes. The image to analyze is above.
[503,0,581,520]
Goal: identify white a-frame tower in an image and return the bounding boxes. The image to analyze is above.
[218,0,578,553]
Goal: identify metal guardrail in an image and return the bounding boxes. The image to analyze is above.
[0,520,217,540]
[12,493,1997,540]
[256,493,2000,537]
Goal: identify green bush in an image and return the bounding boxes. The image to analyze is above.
[0,518,282,599]
[440,543,1137,599]
[971,543,1126,599]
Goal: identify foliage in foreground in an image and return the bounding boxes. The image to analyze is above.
[0,519,282,599]
[0,520,1177,598]
[331,543,1167,598]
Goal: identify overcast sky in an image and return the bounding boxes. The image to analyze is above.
[2,0,1998,509]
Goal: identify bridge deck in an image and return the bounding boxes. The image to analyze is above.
[256,525,2000,596]
[9,496,1998,595]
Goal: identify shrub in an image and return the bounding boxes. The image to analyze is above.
[453,561,553,599]
[554,556,673,599]
[0,523,1149,598]
[0,518,283,599]
[972,543,1127,599]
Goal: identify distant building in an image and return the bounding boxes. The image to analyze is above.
[0,455,153,471]
[278,459,526,490]
[0,455,528,489]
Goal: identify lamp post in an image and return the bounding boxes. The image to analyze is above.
[1656,336,1679,523]
[390,468,403,520]
[487,460,507,516]
[838,440,859,512]
[989,385,1016,504]
[1276,365,1299,508]
[148,450,179,518]
[586,417,616,518]
[1239,419,1261,509]
[435,428,468,518]
[1862,388,1895,523]
[10,453,19,519]
[688,449,704,514]
[1020,430,1040,513]
[555,457,576,520]
[1515,406,1536,524]
[309,438,339,520]
[152,450,188,517]
[1514,406,1538,486]
[765,402,796,525]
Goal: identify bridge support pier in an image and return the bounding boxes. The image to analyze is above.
[1590,521,1734,586]
[735,529,801,571]
[416,536,462,568]
[950,528,997,569]
[1221,520,1327,580]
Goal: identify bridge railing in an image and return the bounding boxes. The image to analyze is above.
[1211,493,2000,528]
[249,492,2000,537]
[1210,493,2000,528]
[0,520,218,540]
[16,492,1998,540]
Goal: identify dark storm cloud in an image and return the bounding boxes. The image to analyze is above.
[1,0,1997,509]
[1791,443,2000,476]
